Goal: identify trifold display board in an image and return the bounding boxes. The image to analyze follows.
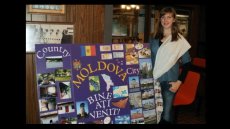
[35,43,158,124]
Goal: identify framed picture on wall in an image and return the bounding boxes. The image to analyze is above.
[177,15,189,39]
[26,23,74,53]
[112,17,128,37]
[28,5,65,14]
[175,7,192,40]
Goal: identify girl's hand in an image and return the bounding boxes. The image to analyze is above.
[169,80,182,93]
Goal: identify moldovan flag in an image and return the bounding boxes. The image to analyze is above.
[81,45,96,56]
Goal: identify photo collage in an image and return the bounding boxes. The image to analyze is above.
[35,43,157,124]
[36,45,76,124]
[126,43,157,124]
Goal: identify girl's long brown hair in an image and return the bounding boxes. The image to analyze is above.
[154,7,181,42]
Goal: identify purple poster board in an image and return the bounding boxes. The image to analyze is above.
[35,43,157,124]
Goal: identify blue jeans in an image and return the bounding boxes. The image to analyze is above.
[160,81,175,123]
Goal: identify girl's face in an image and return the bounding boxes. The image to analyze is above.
[160,12,175,29]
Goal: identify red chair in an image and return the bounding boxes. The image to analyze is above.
[192,58,206,69]
[173,71,200,106]
[173,71,201,123]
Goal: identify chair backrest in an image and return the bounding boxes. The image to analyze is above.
[192,58,206,68]
[173,71,200,106]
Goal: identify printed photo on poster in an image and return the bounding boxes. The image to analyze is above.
[141,89,154,100]
[129,92,142,109]
[139,59,153,79]
[130,108,144,124]
[135,43,143,50]
[115,115,130,124]
[46,56,63,69]
[100,45,111,52]
[113,52,124,58]
[59,82,72,99]
[40,85,57,98]
[37,73,55,86]
[112,44,124,50]
[140,78,154,90]
[57,101,75,114]
[138,48,151,58]
[60,117,77,124]
[128,76,140,89]
[101,53,113,60]
[143,109,157,124]
[40,111,58,124]
[76,101,89,119]
[113,85,128,98]
[142,98,155,110]
[125,44,138,65]
[54,69,71,81]
[39,98,57,112]
[89,76,100,92]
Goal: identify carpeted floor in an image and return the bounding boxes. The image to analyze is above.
[176,102,206,124]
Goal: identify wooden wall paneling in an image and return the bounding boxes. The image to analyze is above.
[66,5,75,23]
[75,5,85,43]
[26,5,32,21]
[75,5,90,43]
[26,54,39,124]
[46,12,67,23]
[88,5,94,43]
[93,5,105,43]
[32,14,46,22]
[74,5,105,44]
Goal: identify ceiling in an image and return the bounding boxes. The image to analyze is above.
[113,5,144,15]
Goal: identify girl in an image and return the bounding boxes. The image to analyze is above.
[150,7,191,124]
